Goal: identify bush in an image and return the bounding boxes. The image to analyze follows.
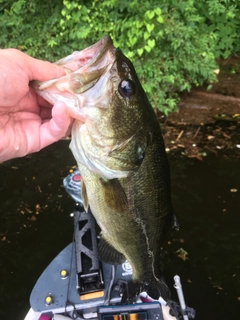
[196,0,240,59]
[0,0,240,114]
[0,0,63,59]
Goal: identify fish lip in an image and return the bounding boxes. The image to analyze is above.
[82,35,113,67]
[56,35,114,70]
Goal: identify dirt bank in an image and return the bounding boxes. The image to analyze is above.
[161,57,240,160]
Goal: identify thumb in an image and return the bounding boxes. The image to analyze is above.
[4,48,65,81]
[26,56,65,81]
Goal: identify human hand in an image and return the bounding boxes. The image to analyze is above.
[0,49,73,162]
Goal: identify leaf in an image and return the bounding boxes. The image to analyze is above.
[147,38,156,49]
[145,10,155,20]
[154,7,162,16]
[144,45,151,53]
[176,248,188,261]
[146,23,154,33]
[129,36,137,46]
[144,31,150,40]
[137,48,144,56]
[157,16,164,24]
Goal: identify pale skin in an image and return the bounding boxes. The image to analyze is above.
[0,48,73,162]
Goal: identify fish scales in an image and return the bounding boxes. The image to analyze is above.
[31,35,176,302]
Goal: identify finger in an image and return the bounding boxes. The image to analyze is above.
[39,101,73,149]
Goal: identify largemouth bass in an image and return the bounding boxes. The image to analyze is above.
[31,35,177,302]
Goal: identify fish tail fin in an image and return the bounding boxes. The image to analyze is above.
[151,276,172,301]
[121,277,171,304]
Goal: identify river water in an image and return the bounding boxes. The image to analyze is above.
[0,140,239,320]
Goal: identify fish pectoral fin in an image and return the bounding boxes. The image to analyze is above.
[110,135,134,153]
[99,178,128,212]
[81,179,89,211]
[98,236,125,265]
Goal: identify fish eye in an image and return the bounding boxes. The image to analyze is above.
[118,79,135,98]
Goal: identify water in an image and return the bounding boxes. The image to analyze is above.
[165,150,240,319]
[0,140,239,320]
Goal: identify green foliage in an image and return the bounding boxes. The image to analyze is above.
[57,0,218,113]
[196,0,240,59]
[0,0,240,114]
[0,0,63,60]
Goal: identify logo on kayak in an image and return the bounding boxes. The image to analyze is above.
[72,173,81,182]
[122,260,133,276]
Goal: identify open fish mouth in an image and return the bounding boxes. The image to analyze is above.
[30,35,115,121]
[54,35,114,72]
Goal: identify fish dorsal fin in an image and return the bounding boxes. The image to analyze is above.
[99,178,128,212]
[81,178,89,211]
[98,236,125,265]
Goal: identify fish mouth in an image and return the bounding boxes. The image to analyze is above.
[30,35,115,121]
[55,35,114,72]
